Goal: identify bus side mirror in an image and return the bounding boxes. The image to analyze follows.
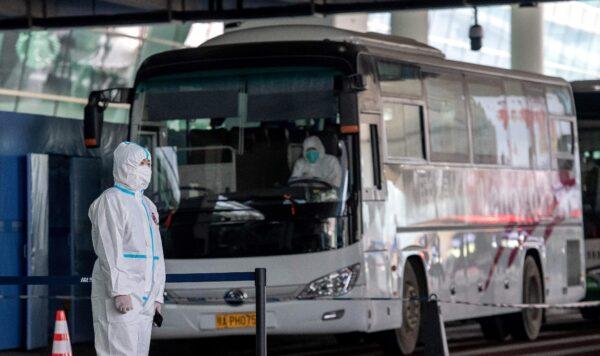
[84,102,104,148]
[337,74,365,127]
[83,88,133,148]
[339,92,359,126]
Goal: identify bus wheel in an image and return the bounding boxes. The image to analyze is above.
[380,261,423,355]
[478,316,509,342]
[580,307,600,320]
[509,255,543,341]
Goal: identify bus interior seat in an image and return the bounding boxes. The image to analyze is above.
[235,126,290,192]
[263,127,290,187]
[287,129,308,170]
[317,131,341,158]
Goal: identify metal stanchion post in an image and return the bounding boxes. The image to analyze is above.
[255,268,267,356]
[423,296,448,356]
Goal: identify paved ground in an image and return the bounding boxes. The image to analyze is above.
[2,311,599,355]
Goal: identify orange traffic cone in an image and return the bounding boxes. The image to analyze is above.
[51,310,72,356]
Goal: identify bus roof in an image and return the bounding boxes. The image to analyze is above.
[137,25,569,87]
[202,25,567,86]
[203,25,444,58]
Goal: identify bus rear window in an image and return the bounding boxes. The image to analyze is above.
[546,86,574,116]
[551,119,574,155]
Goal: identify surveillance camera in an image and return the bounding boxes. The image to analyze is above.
[469,24,483,51]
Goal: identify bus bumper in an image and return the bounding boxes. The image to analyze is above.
[152,299,370,339]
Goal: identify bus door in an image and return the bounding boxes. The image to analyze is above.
[359,114,385,202]
[359,113,392,299]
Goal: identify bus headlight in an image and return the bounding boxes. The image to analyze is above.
[297,264,360,299]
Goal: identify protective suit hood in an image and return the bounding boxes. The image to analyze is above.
[290,135,342,188]
[302,136,326,162]
[113,142,152,191]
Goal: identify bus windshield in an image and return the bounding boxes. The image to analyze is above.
[132,67,353,258]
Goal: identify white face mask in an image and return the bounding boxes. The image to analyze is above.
[128,165,152,191]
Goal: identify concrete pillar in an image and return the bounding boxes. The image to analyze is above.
[511,4,543,73]
[390,10,429,43]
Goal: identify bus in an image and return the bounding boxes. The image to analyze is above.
[572,80,600,319]
[84,25,585,354]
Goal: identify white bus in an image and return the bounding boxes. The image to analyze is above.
[85,25,585,354]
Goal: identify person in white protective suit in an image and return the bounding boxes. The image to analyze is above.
[89,141,166,356]
[289,135,342,189]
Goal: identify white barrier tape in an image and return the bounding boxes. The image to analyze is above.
[438,299,600,309]
[327,297,600,309]
[4,294,600,309]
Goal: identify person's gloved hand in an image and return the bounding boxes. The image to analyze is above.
[114,295,133,314]
[155,302,162,314]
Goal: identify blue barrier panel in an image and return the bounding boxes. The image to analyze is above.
[0,270,267,356]
[0,156,26,350]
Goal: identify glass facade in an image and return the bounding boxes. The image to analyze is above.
[0,22,223,123]
[368,1,600,81]
[0,2,598,123]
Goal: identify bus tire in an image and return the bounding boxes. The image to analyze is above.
[380,260,423,355]
[509,255,543,341]
[580,307,600,320]
[478,316,509,342]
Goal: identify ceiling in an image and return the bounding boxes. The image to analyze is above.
[0,0,566,30]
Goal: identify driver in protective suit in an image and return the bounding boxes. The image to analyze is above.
[89,141,165,356]
[289,135,342,189]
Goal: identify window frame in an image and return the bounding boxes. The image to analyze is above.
[503,79,537,170]
[523,82,552,170]
[464,74,511,167]
[422,67,472,165]
[375,58,424,99]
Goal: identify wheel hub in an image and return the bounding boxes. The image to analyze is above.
[404,284,420,330]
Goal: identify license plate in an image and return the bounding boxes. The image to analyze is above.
[215,312,256,329]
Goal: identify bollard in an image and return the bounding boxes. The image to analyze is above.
[255,268,267,356]
[423,297,449,356]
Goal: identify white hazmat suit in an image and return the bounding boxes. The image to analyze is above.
[289,136,342,188]
[89,142,166,356]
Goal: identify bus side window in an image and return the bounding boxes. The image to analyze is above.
[466,77,510,165]
[505,81,534,169]
[382,101,425,161]
[424,71,470,163]
[376,60,423,98]
[524,83,551,169]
